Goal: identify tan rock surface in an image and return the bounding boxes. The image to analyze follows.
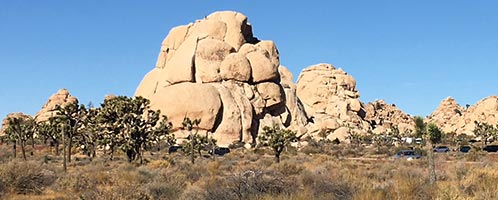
[255,82,284,109]
[246,51,279,83]
[296,63,368,140]
[428,96,498,135]
[135,11,307,146]
[210,83,243,146]
[220,53,252,81]
[364,100,414,134]
[149,82,222,132]
[194,38,235,83]
[1,113,32,136]
[426,97,464,134]
[160,36,198,85]
[34,89,78,122]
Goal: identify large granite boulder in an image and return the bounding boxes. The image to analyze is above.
[34,89,78,122]
[135,11,307,146]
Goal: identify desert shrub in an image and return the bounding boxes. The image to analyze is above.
[340,145,365,157]
[300,170,354,200]
[179,185,205,200]
[146,181,183,200]
[56,172,97,193]
[0,160,57,195]
[353,188,389,200]
[460,167,498,199]
[147,167,187,199]
[390,169,434,200]
[273,160,304,176]
[177,161,207,182]
[199,169,298,200]
[86,183,152,200]
[300,144,323,154]
[465,149,486,162]
[369,145,392,155]
[147,159,172,169]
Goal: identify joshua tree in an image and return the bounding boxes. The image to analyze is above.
[426,123,442,184]
[473,121,497,147]
[54,101,87,163]
[181,117,213,164]
[79,107,101,159]
[258,124,297,163]
[4,116,36,160]
[413,116,442,184]
[99,96,171,164]
[414,116,426,139]
[153,115,175,151]
[37,117,63,155]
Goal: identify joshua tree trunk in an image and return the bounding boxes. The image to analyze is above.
[68,136,73,163]
[275,153,281,163]
[190,132,195,164]
[92,148,96,158]
[31,136,35,156]
[13,141,17,158]
[110,144,115,161]
[140,147,144,165]
[55,141,59,156]
[21,141,27,161]
[427,142,436,184]
[62,129,67,172]
[275,148,282,163]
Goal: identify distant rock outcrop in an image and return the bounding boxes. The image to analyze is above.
[364,100,414,134]
[135,11,308,146]
[1,112,32,136]
[296,63,371,141]
[34,89,78,122]
[427,97,464,134]
[428,96,498,135]
[295,64,415,141]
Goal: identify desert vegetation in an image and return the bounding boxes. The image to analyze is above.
[1,96,498,199]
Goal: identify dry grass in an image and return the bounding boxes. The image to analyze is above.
[1,143,498,199]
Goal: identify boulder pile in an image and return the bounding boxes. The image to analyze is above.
[296,63,370,141]
[428,96,498,135]
[135,11,308,146]
[0,112,32,137]
[34,89,78,122]
[364,100,414,134]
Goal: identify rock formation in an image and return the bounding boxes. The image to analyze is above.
[294,63,416,141]
[364,100,414,134]
[0,112,32,137]
[296,63,371,141]
[427,97,464,134]
[34,89,78,122]
[135,11,308,146]
[428,96,498,135]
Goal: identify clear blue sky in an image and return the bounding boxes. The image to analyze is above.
[1,1,497,120]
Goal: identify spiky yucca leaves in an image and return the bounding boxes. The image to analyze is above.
[4,115,36,160]
[258,124,297,163]
[426,122,443,185]
[473,121,498,147]
[99,96,171,164]
[181,117,217,164]
[79,107,101,159]
[37,117,63,155]
[51,101,87,172]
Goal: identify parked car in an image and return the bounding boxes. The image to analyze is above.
[433,146,450,153]
[209,147,231,156]
[459,145,471,153]
[483,145,498,152]
[394,150,421,160]
[168,145,183,154]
